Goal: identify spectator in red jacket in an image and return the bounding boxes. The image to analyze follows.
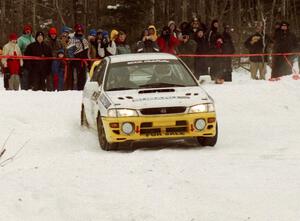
[157,26,181,55]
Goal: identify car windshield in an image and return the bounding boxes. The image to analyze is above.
[104,59,198,91]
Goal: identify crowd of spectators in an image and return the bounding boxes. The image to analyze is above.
[0,18,298,91]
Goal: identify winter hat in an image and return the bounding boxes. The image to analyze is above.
[110,29,119,41]
[168,20,176,27]
[74,24,84,32]
[61,26,72,34]
[48,27,57,35]
[148,25,158,41]
[281,21,289,27]
[161,26,170,36]
[180,21,189,30]
[211,20,218,26]
[196,27,205,33]
[89,29,97,37]
[192,17,199,22]
[102,31,109,38]
[23,24,33,33]
[57,49,64,56]
[9,33,18,41]
[35,31,44,40]
[97,29,103,34]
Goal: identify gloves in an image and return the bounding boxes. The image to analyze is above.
[251,36,260,44]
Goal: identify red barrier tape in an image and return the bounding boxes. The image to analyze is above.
[177,52,299,58]
[0,52,299,60]
[0,55,100,61]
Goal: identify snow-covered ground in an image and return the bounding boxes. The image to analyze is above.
[1,70,300,221]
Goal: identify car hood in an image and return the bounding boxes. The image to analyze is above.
[104,87,212,109]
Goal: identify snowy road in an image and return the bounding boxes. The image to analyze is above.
[1,72,300,221]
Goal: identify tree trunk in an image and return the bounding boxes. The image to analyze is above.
[55,0,66,26]
[32,0,36,32]
[182,0,188,21]
[0,0,6,45]
[150,0,155,24]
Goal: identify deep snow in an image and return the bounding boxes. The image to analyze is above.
[1,70,300,221]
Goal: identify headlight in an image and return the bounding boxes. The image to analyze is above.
[108,109,139,117]
[189,103,215,113]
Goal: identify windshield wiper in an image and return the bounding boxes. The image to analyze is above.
[139,83,185,88]
[106,87,135,91]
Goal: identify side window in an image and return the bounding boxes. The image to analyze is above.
[91,60,107,84]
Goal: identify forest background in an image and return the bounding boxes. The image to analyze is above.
[1,0,299,53]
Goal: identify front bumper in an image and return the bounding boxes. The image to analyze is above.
[102,112,217,143]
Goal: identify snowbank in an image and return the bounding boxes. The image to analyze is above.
[0,71,300,221]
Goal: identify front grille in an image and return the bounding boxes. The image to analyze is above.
[166,127,188,133]
[140,107,186,115]
[141,122,153,128]
[176,121,187,126]
[140,128,161,135]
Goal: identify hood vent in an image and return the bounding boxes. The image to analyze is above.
[139,88,175,94]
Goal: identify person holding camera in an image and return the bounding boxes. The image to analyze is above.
[98,30,117,58]
[136,28,160,53]
[177,29,197,73]
[244,22,271,80]
[157,26,181,55]
[194,28,209,80]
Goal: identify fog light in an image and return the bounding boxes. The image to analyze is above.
[109,123,119,128]
[122,122,134,135]
[208,117,216,123]
[195,119,206,131]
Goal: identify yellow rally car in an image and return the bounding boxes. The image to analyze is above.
[81,53,218,150]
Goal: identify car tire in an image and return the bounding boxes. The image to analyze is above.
[81,105,89,127]
[97,115,118,151]
[197,123,218,147]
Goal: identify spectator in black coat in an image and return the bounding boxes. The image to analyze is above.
[25,31,52,91]
[190,17,207,36]
[272,21,298,79]
[222,24,235,82]
[194,28,209,79]
[244,23,272,80]
[207,19,221,80]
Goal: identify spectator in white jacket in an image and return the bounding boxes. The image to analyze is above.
[2,33,23,90]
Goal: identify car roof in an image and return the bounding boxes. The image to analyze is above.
[109,53,178,64]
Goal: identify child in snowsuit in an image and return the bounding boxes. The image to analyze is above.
[52,49,65,91]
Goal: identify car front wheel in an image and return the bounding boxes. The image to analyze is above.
[97,115,118,151]
[197,123,218,147]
